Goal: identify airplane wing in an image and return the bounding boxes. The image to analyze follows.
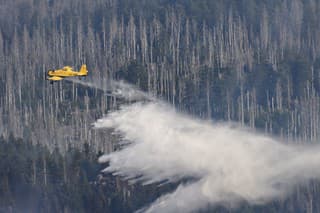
[48,76,64,81]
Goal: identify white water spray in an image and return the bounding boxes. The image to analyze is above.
[93,100,320,213]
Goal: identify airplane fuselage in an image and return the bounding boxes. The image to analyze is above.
[47,70,87,77]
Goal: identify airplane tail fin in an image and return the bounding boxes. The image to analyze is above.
[79,64,88,76]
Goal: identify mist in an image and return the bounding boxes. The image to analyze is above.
[92,83,320,212]
[67,78,153,101]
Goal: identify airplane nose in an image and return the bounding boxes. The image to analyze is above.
[46,70,52,78]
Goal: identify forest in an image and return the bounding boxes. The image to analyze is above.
[1,0,320,212]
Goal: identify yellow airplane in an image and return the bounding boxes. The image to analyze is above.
[47,64,88,83]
